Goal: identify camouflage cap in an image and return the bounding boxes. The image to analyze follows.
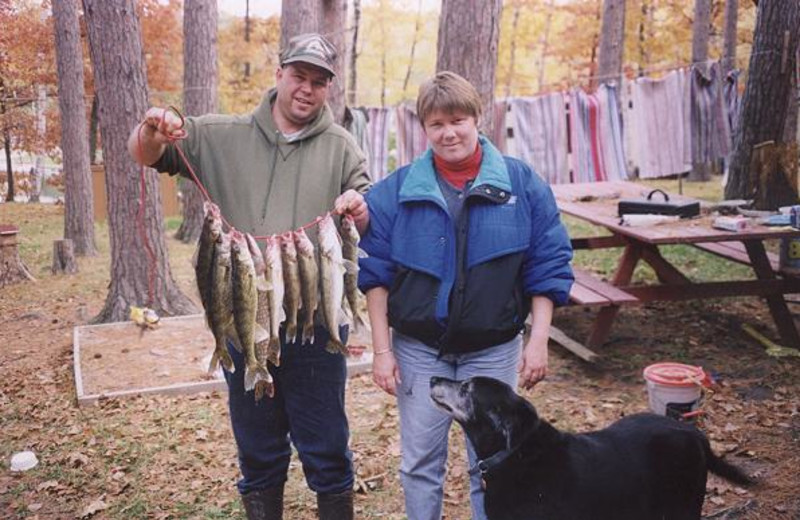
[280,33,338,77]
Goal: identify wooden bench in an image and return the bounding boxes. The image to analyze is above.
[568,267,640,306]
[693,241,780,273]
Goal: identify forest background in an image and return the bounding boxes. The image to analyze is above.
[0,0,757,182]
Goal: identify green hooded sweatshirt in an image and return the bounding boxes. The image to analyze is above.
[153,88,370,237]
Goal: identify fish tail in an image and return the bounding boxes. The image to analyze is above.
[208,339,235,375]
[254,379,275,401]
[302,321,315,346]
[285,323,298,345]
[326,338,348,355]
[266,338,281,367]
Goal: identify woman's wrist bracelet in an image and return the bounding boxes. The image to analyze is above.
[373,348,392,355]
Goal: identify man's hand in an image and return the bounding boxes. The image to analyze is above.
[333,189,369,233]
[128,107,185,166]
[141,107,185,144]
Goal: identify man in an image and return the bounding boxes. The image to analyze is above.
[128,33,369,520]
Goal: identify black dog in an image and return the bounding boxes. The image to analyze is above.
[429,376,753,520]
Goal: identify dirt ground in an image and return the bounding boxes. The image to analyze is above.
[1,203,799,519]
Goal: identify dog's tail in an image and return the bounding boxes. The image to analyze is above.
[705,443,755,486]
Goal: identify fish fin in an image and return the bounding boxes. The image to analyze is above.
[343,259,359,275]
[254,323,269,344]
[326,339,348,355]
[225,324,243,352]
[245,362,271,393]
[266,338,281,367]
[285,323,298,344]
[356,247,369,259]
[256,276,271,292]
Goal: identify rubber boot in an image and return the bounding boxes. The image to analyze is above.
[241,485,284,520]
[317,489,354,520]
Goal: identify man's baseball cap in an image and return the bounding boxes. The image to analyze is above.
[280,33,338,77]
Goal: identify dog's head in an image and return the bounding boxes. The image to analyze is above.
[430,376,539,460]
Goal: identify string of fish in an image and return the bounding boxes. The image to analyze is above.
[137,107,368,400]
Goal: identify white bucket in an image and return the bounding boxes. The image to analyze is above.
[643,363,707,420]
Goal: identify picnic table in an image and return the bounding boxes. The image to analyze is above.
[551,180,800,350]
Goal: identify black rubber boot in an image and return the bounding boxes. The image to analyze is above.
[317,489,354,520]
[241,485,284,520]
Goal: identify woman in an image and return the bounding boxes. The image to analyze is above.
[358,71,573,520]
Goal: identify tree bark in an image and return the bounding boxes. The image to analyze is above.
[537,0,555,92]
[175,0,218,244]
[89,94,99,165]
[280,0,319,51]
[597,0,626,87]
[0,227,35,287]
[52,0,97,256]
[51,238,78,275]
[347,0,361,107]
[688,0,713,182]
[437,0,502,138]
[82,0,197,323]
[320,0,347,125]
[402,0,424,97]
[29,86,46,203]
[722,0,738,76]
[724,1,800,208]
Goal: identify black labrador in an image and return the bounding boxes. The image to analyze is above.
[429,376,753,520]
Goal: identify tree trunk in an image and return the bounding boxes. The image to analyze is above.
[175,0,218,244]
[52,0,97,256]
[2,124,12,202]
[505,1,521,98]
[280,0,319,50]
[637,0,652,77]
[51,238,78,275]
[82,0,197,323]
[722,0,738,76]
[688,0,712,182]
[89,94,99,165]
[347,0,361,107]
[724,1,800,208]
[320,0,347,125]
[0,226,35,287]
[596,0,626,87]
[29,86,47,203]
[402,0,424,97]
[537,0,555,92]
[437,0,502,138]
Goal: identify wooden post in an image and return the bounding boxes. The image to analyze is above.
[0,225,36,287]
[52,238,78,274]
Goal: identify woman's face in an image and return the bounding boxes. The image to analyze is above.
[422,109,479,163]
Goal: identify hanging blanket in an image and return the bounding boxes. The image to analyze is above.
[365,107,391,181]
[630,69,691,179]
[509,94,569,184]
[688,62,732,163]
[395,104,428,168]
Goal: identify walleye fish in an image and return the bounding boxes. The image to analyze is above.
[279,233,301,344]
[340,215,368,334]
[293,228,319,345]
[195,202,221,326]
[264,235,285,366]
[318,214,348,354]
[231,231,270,391]
[207,231,237,374]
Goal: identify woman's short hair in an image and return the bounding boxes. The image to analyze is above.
[416,71,482,126]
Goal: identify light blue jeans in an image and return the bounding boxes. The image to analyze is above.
[392,331,521,520]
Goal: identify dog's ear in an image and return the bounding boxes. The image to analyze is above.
[503,399,540,448]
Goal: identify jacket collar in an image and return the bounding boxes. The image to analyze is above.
[398,136,512,205]
[253,88,333,145]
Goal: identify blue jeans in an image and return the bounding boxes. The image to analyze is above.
[224,325,353,495]
[393,331,521,520]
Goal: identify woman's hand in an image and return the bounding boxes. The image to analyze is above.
[519,335,548,390]
[372,350,401,396]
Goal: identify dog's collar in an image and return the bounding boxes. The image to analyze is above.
[469,427,536,477]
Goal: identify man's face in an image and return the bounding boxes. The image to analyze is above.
[274,62,331,131]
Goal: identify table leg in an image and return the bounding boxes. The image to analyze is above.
[744,240,800,349]
[587,242,642,348]
[640,245,691,285]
